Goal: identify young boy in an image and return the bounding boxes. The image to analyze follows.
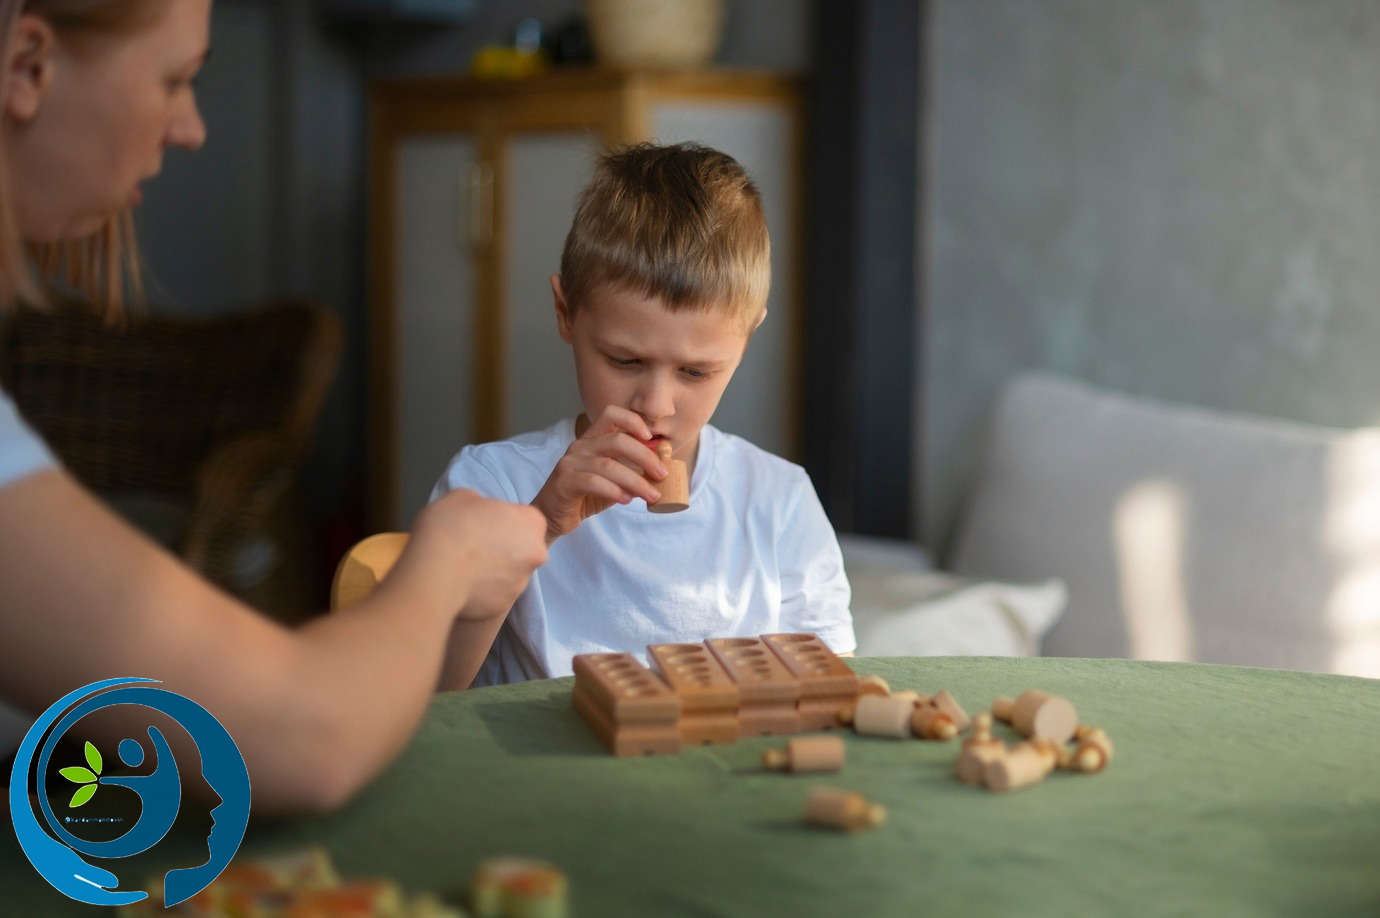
[431,142,855,687]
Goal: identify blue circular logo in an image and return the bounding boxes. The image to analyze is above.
[9,678,251,907]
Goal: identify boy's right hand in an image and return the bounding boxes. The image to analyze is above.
[531,405,667,544]
[411,489,548,619]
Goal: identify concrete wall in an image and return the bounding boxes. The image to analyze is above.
[923,0,1380,553]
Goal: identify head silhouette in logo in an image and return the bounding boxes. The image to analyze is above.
[10,678,251,907]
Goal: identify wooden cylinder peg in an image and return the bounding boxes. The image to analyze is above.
[804,787,886,832]
[648,440,689,513]
[955,715,1004,786]
[891,690,922,706]
[1069,726,1114,773]
[763,736,847,774]
[992,690,1078,745]
[850,695,913,738]
[911,705,957,741]
[857,674,891,697]
[928,690,970,733]
[984,740,1059,792]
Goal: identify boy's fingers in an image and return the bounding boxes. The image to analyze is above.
[585,405,653,442]
[592,457,661,502]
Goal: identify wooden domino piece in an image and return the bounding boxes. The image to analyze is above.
[984,739,1059,792]
[763,736,846,773]
[1066,726,1114,773]
[648,440,689,513]
[804,787,886,832]
[572,653,681,756]
[647,642,740,745]
[761,633,860,730]
[955,712,1005,786]
[991,690,1078,744]
[846,694,913,738]
[706,637,801,735]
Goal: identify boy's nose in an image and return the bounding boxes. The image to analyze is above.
[632,376,675,423]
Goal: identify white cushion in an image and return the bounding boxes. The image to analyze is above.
[841,535,1067,657]
[949,373,1380,677]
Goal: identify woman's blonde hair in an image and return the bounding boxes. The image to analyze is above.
[0,0,166,316]
[560,142,771,333]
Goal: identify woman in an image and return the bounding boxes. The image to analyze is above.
[0,0,548,814]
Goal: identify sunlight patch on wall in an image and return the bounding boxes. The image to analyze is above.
[1324,436,1380,676]
[1114,479,1195,662]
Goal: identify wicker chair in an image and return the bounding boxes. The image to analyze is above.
[0,299,342,618]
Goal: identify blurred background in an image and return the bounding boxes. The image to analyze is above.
[110,0,1380,632]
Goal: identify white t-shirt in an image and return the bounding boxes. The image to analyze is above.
[0,386,55,761]
[432,420,856,686]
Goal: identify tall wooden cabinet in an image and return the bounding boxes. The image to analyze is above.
[368,70,803,530]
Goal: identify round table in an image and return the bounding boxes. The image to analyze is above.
[4,656,1380,916]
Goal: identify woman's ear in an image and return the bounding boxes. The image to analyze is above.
[5,15,57,123]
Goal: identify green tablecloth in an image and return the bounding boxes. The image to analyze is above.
[4,657,1380,916]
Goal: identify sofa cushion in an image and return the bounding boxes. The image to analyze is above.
[949,373,1380,678]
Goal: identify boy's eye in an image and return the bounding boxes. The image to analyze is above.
[610,357,639,368]
[682,368,710,380]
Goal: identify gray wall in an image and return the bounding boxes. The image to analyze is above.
[923,0,1380,553]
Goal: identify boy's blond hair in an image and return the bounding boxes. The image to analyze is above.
[559,142,770,332]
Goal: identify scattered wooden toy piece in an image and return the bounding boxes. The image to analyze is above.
[991,690,1078,744]
[571,652,681,756]
[925,689,971,733]
[648,642,741,745]
[804,786,887,832]
[890,689,922,705]
[762,633,860,730]
[471,857,569,918]
[910,704,958,741]
[648,440,689,513]
[955,712,1005,786]
[706,636,801,735]
[845,694,914,738]
[984,739,1060,793]
[857,674,891,697]
[1066,725,1114,774]
[763,736,847,773]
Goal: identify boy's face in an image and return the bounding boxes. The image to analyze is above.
[554,276,754,461]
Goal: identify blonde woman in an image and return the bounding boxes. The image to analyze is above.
[0,0,547,814]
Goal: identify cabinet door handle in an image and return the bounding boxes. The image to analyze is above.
[464,161,494,250]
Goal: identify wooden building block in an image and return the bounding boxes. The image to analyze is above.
[471,857,568,918]
[648,440,689,513]
[991,690,1078,744]
[761,633,860,730]
[804,787,886,832]
[706,637,801,735]
[955,712,1004,786]
[848,695,913,739]
[572,653,681,756]
[648,642,740,745]
[763,736,846,774]
[984,740,1059,792]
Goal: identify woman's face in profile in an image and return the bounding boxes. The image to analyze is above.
[4,0,212,242]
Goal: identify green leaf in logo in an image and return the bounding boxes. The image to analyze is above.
[59,766,96,785]
[84,741,102,776]
[69,784,97,808]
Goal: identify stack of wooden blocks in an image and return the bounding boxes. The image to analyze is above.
[572,633,858,756]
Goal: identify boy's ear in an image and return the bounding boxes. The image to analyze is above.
[5,15,58,123]
[552,274,574,343]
